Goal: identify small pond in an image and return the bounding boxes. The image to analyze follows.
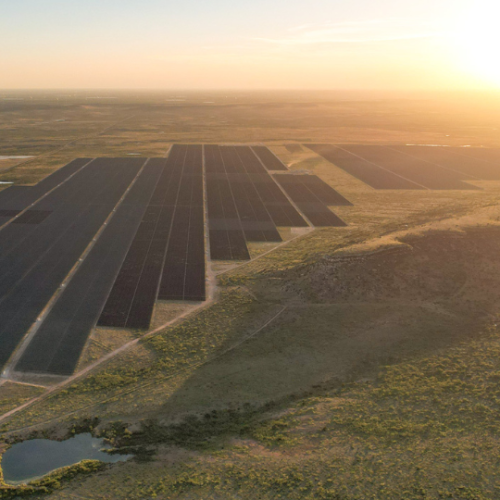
[2,433,132,485]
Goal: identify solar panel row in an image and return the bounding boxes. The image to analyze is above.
[240,173,308,227]
[345,146,477,190]
[307,145,422,190]
[273,174,348,227]
[0,158,93,212]
[158,145,206,302]
[294,175,352,206]
[221,147,282,242]
[252,146,288,171]
[15,161,160,375]
[0,187,30,210]
[390,146,500,181]
[228,147,307,227]
[0,158,143,370]
[232,146,268,174]
[453,147,500,175]
[205,145,250,260]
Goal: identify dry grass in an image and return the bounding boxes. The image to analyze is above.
[34,318,500,500]
[0,382,45,416]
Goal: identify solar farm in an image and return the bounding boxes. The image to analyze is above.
[0,144,354,379]
[2,140,500,380]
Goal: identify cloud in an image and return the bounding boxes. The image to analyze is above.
[146,18,443,67]
[253,19,441,47]
[288,19,387,33]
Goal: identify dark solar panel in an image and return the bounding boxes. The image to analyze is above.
[273,174,348,228]
[391,146,498,181]
[159,145,206,302]
[247,173,308,227]
[0,209,21,218]
[307,145,423,190]
[205,145,251,261]
[296,175,353,205]
[252,146,288,171]
[0,187,32,210]
[309,144,478,190]
[343,145,477,190]
[0,159,93,211]
[221,146,282,242]
[12,210,52,225]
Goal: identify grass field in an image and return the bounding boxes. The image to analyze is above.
[1,90,500,499]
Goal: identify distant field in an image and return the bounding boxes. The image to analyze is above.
[1,89,500,185]
[1,90,500,499]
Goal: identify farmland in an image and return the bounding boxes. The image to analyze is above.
[1,89,500,499]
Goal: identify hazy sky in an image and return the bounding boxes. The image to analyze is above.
[1,0,499,90]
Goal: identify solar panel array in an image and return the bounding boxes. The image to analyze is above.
[98,157,177,330]
[273,174,348,227]
[221,147,281,242]
[0,158,143,371]
[0,158,91,225]
[98,145,206,331]
[307,145,493,190]
[390,146,500,181]
[249,172,309,228]
[452,148,500,176]
[0,158,92,212]
[0,144,351,376]
[292,175,353,206]
[205,145,309,260]
[15,161,162,375]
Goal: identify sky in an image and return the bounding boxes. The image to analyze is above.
[1,0,500,90]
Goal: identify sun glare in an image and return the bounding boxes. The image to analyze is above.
[452,2,500,86]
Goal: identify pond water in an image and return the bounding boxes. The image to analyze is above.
[2,433,132,485]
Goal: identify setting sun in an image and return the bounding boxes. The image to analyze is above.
[452,2,500,85]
